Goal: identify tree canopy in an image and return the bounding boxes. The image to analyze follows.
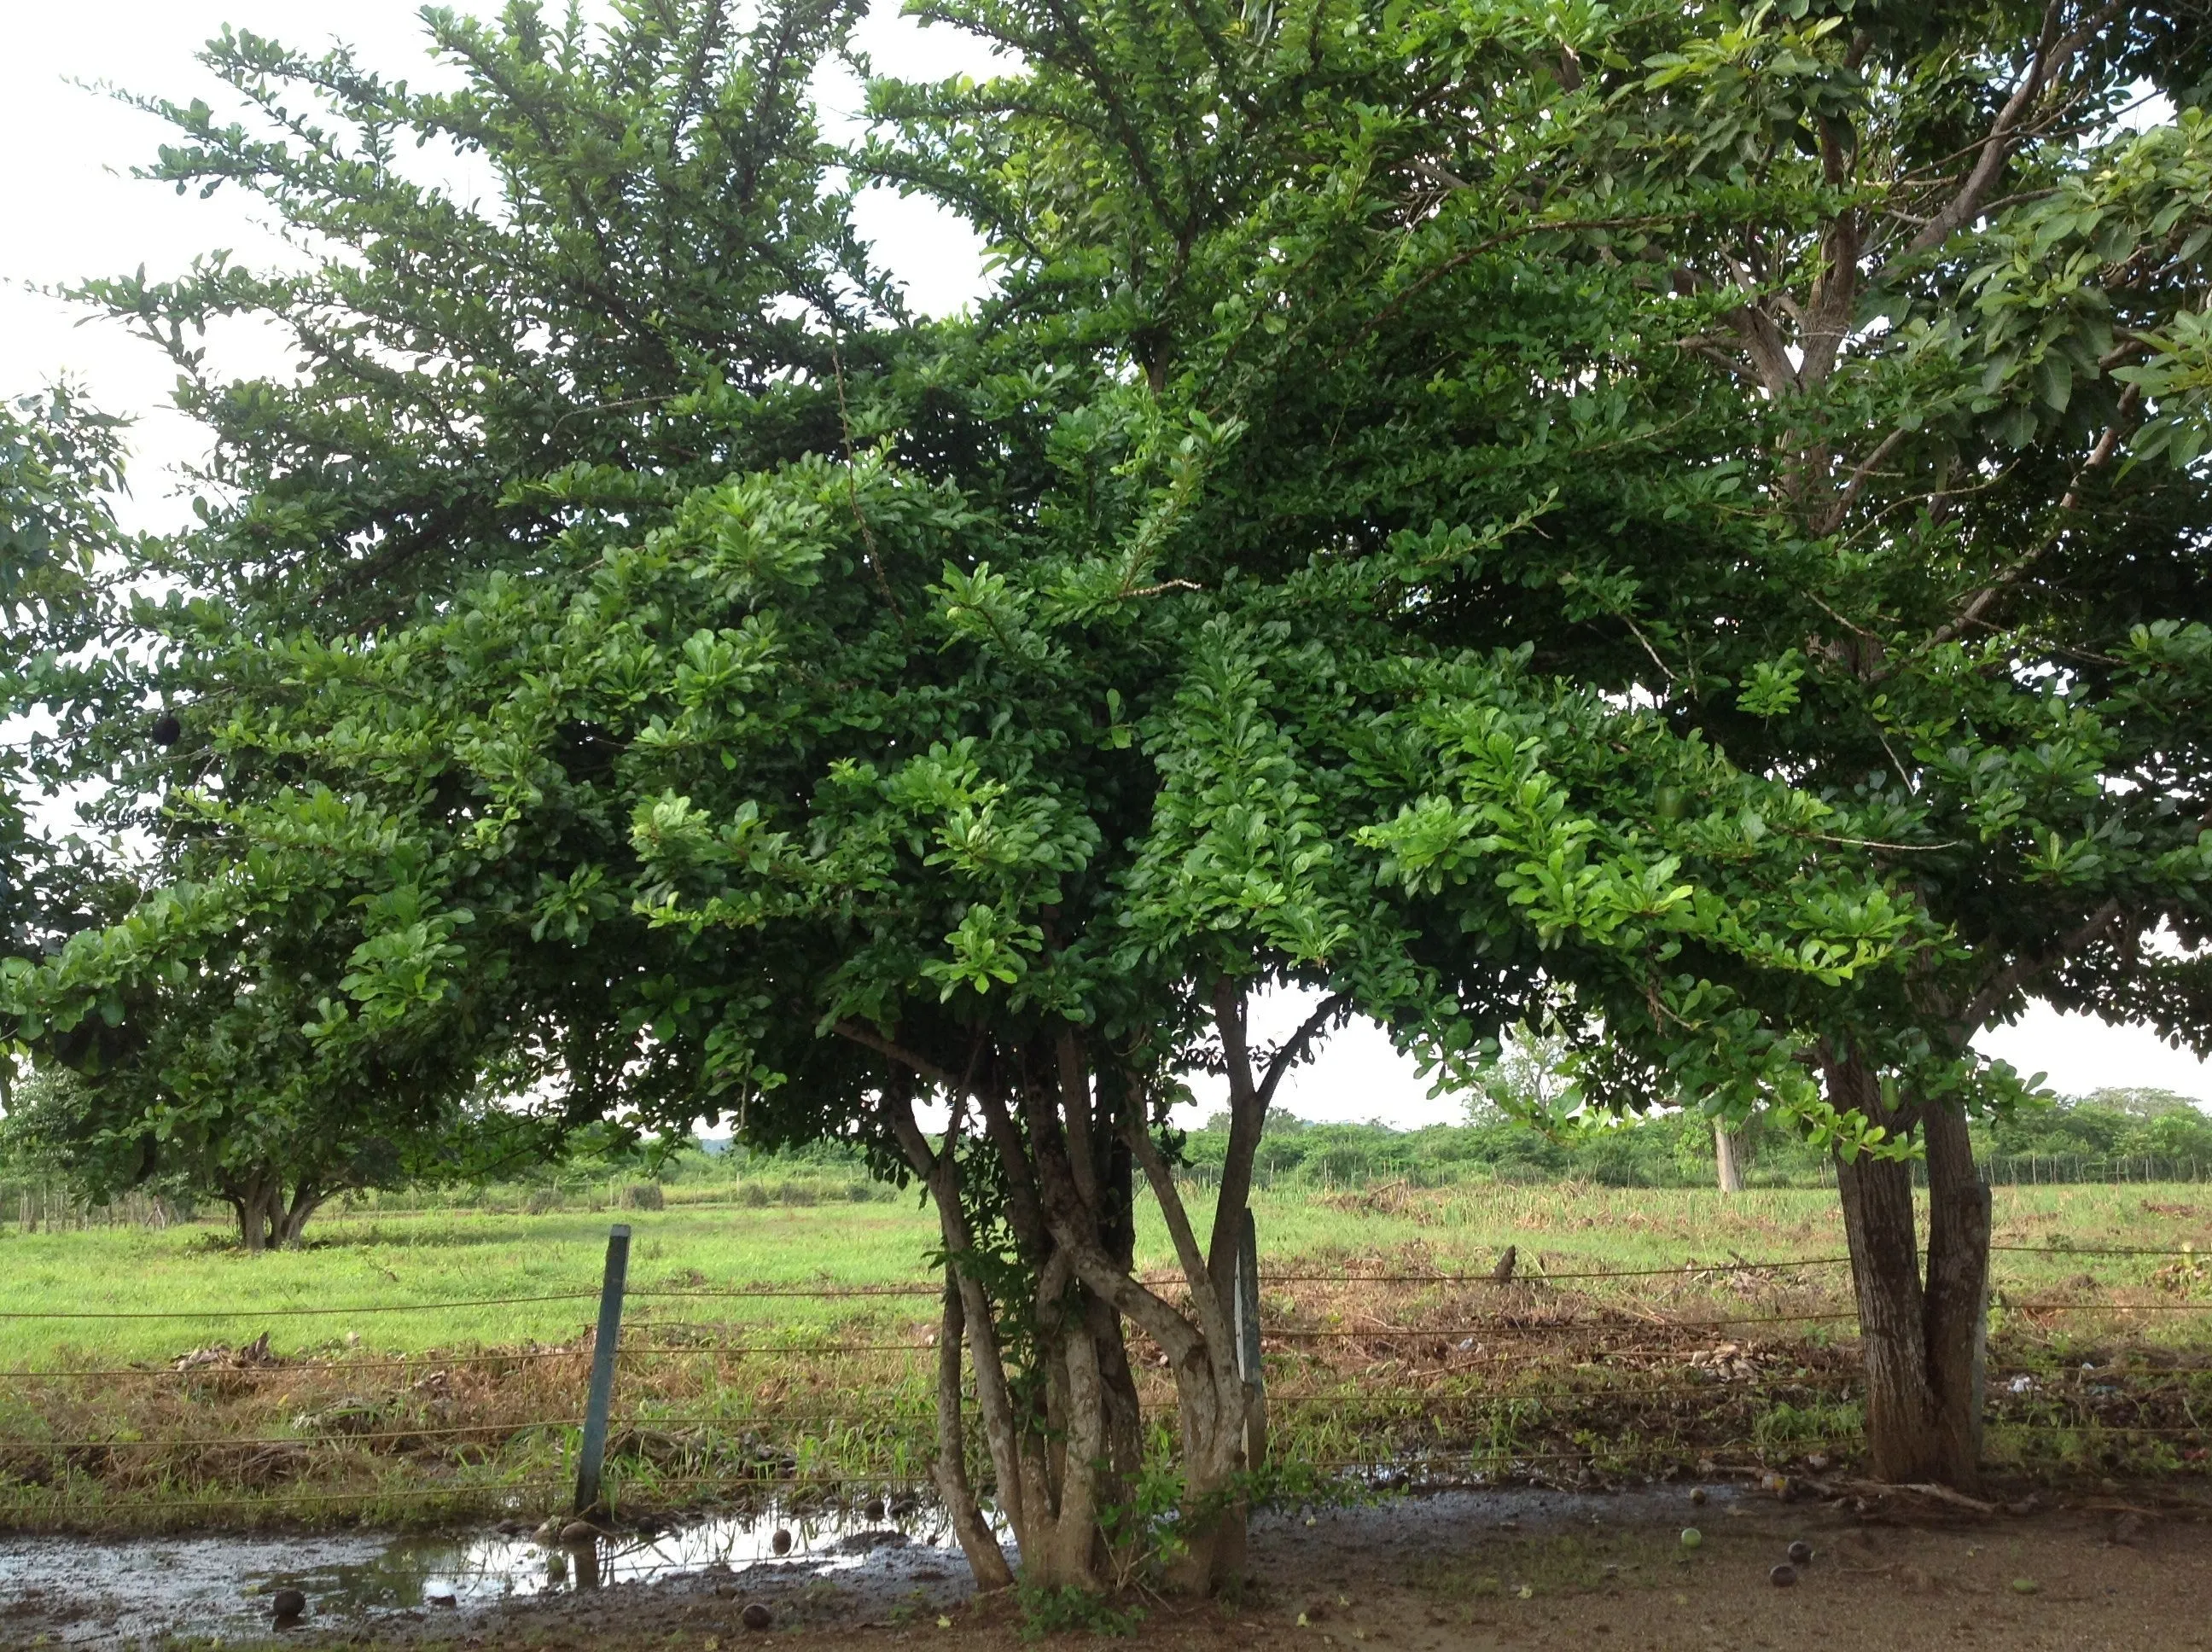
[3,0,2209,1584]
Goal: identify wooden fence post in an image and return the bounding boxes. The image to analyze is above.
[573,1224,632,1516]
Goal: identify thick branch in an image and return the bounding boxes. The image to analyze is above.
[1257,992,1350,1111]
[835,1020,955,1087]
[1815,426,1910,535]
[1959,898,2126,1036]
[1892,0,2122,265]
[1055,1025,1100,1213]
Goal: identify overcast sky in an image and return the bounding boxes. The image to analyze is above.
[3,2,2204,1124]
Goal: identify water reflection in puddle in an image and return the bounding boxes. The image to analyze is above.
[330,1503,958,1609]
[0,1500,966,1644]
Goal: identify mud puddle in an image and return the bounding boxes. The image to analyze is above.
[0,1499,965,1646]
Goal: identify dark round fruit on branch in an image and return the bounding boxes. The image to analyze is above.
[771,1527,793,1555]
[1788,1541,1813,1564]
[271,1587,306,1622]
[1770,1564,1797,1588]
[152,713,181,747]
[742,1602,773,1631]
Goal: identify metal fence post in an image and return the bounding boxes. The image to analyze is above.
[1234,1207,1266,1469]
[573,1224,632,1515]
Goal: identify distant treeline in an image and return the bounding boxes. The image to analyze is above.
[7,1087,2208,1229]
[1173,1087,2212,1190]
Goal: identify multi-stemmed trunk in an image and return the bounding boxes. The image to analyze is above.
[872,983,1332,1597]
[1825,1048,1990,1490]
[887,1079,1143,1593]
[220,1166,326,1253]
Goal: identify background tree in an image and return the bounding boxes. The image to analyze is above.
[8,0,890,1219]
[1509,0,2212,1488]
[0,389,136,1109]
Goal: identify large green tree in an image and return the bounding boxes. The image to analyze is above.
[1362,0,2212,1487]
[10,0,1915,1595]
[8,0,887,1222]
[868,0,2212,1493]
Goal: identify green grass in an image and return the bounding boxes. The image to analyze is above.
[2,1180,2207,1370]
[0,1181,2205,1533]
[0,1202,944,1369]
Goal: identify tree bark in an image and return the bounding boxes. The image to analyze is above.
[275,1182,323,1248]
[1923,1101,1991,1478]
[226,1168,277,1253]
[934,1283,1016,1591]
[1714,1124,1743,1193]
[1825,1050,1986,1489]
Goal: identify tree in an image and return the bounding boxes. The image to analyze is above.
[0,389,133,1103]
[1464,1023,1576,1121]
[1292,0,2212,1486]
[7,1,888,1231]
[3,794,564,1248]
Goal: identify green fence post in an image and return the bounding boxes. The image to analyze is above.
[573,1224,632,1516]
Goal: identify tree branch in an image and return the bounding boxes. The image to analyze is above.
[1889,0,2124,268]
[1257,992,1349,1110]
[834,1020,954,1087]
[1959,897,2127,1036]
[1816,426,1910,535]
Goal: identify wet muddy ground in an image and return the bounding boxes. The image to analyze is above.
[3,1482,2208,1649]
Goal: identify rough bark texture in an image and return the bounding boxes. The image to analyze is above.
[887,1056,1145,1595]
[1714,1125,1743,1194]
[1923,1102,1992,1475]
[873,998,1300,1599]
[933,1284,1016,1591]
[1825,1050,1987,1490]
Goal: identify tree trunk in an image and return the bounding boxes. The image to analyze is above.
[934,1283,1016,1591]
[1158,1343,1254,1596]
[1714,1124,1743,1193]
[1825,1050,1986,1490]
[1923,1102,1991,1475]
[228,1169,279,1253]
[275,1183,323,1248]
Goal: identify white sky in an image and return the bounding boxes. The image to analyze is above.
[3,3,2204,1124]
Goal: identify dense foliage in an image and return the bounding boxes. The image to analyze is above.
[2,0,2208,1573]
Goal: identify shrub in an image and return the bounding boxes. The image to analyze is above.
[616,1183,665,1211]
[523,1187,562,1214]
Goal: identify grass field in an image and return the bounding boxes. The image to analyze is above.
[5,1180,2209,1366]
[1,1182,2206,1533]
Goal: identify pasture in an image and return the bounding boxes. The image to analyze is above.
[1,1181,2206,1533]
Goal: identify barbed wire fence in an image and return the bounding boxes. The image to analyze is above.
[1,1230,2208,1527]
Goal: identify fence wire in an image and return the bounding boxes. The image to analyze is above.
[4,1236,2204,1528]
